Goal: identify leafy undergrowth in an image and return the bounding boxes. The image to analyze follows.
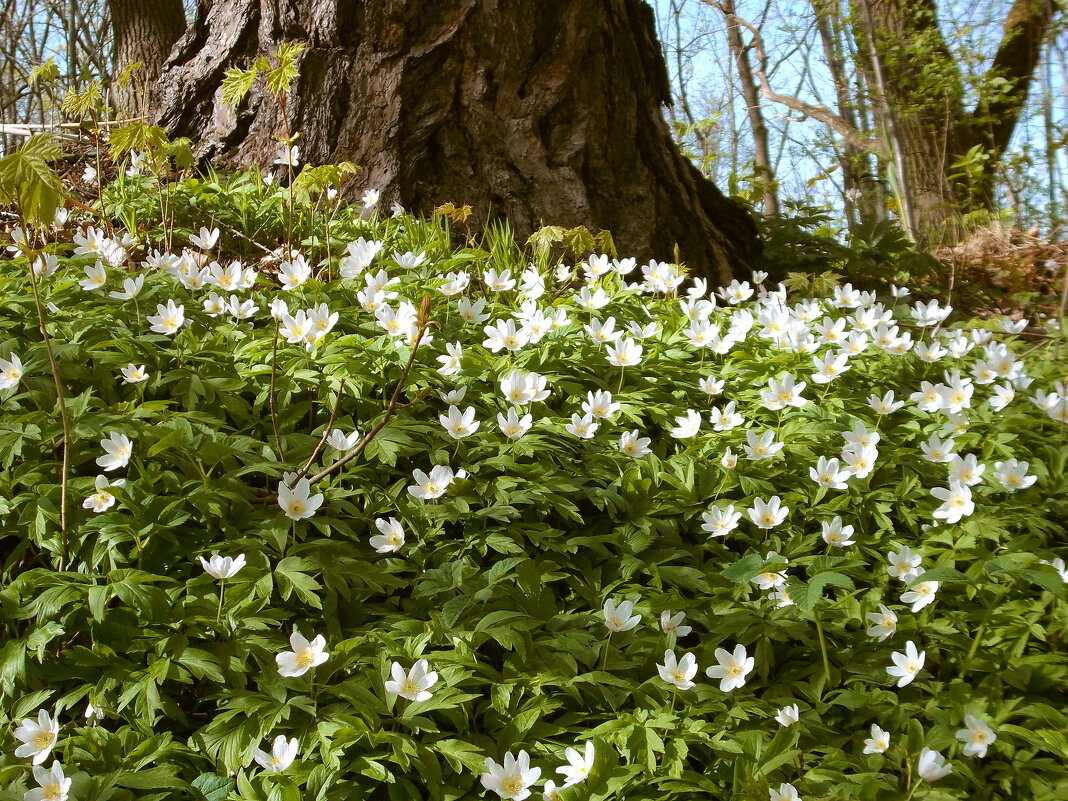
[0,167,1067,801]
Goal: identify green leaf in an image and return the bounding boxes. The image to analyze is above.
[0,135,65,225]
[792,571,853,613]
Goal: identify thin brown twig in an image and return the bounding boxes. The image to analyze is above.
[22,233,71,569]
[306,298,431,487]
[214,217,274,255]
[294,379,346,481]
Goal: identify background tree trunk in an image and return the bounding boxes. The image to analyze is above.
[153,0,760,284]
[854,0,1054,247]
[108,0,187,116]
[716,0,780,217]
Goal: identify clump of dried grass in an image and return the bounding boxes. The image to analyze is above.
[933,222,1067,319]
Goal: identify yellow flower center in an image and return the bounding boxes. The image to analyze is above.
[288,500,306,516]
[500,775,525,796]
[3,367,18,380]
[296,649,315,668]
[34,731,55,749]
[726,664,743,678]
[43,783,63,800]
[400,678,421,697]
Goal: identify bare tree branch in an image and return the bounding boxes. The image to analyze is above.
[702,0,884,156]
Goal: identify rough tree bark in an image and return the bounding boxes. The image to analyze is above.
[149,0,760,284]
[854,0,1055,246]
[108,0,187,116]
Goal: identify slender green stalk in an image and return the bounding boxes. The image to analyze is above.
[959,582,1013,680]
[814,607,832,689]
[598,633,612,671]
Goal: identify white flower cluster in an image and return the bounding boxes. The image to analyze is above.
[9,213,1063,801]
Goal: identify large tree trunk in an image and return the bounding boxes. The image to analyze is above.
[855,0,1054,247]
[153,0,760,284]
[107,0,187,116]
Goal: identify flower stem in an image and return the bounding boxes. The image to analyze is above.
[269,322,284,459]
[598,633,612,670]
[814,607,832,690]
[216,580,225,624]
[959,581,1013,680]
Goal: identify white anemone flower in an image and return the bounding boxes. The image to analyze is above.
[326,428,360,451]
[96,432,132,471]
[602,598,640,632]
[901,577,940,612]
[916,748,953,782]
[276,631,328,677]
[657,649,698,690]
[659,610,692,637]
[120,363,149,384]
[955,714,997,758]
[863,724,890,754]
[555,740,595,787]
[865,604,898,641]
[481,750,541,801]
[277,475,324,520]
[385,659,438,701]
[146,299,185,335]
[370,517,405,553]
[774,704,800,727]
[769,782,800,801]
[408,465,456,500]
[619,429,651,457]
[199,553,246,580]
[13,710,60,764]
[748,496,788,529]
[886,640,925,687]
[705,644,754,692]
[0,352,23,389]
[252,735,298,773]
[26,761,71,801]
[83,474,125,513]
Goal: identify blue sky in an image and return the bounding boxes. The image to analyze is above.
[647,0,1067,231]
